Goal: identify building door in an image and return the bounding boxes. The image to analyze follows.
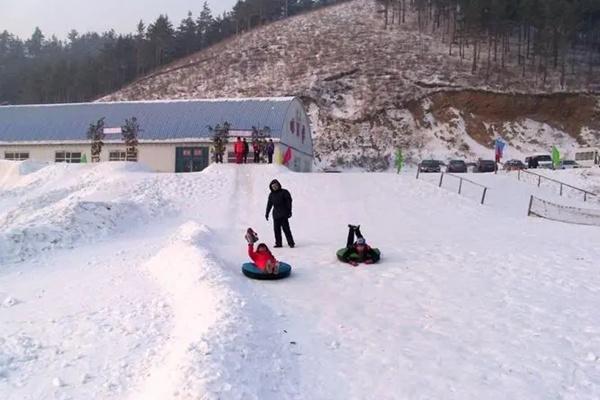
[175,147,209,172]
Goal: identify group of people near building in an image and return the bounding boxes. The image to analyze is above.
[213,136,275,164]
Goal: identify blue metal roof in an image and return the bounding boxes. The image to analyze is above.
[0,97,296,143]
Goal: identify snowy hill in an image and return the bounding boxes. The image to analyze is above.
[2,161,600,399]
[101,0,600,170]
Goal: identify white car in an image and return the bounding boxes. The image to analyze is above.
[558,160,581,169]
[525,155,553,169]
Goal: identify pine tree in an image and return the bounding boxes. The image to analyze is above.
[175,11,198,57]
[121,117,141,161]
[87,118,106,163]
[147,15,175,67]
[197,2,215,47]
[209,121,230,162]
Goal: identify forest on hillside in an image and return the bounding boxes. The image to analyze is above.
[1,0,599,106]
[0,0,343,105]
[379,0,600,85]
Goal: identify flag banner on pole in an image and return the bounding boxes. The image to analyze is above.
[283,147,293,165]
[552,146,561,168]
[494,138,506,161]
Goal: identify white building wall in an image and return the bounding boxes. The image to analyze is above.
[275,98,314,172]
[0,142,211,173]
[280,98,313,157]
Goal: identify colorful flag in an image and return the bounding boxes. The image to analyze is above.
[283,147,293,165]
[494,138,506,162]
[552,146,561,168]
[395,148,404,174]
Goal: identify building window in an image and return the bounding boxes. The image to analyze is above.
[5,152,29,161]
[109,151,127,161]
[55,151,82,163]
[290,120,295,134]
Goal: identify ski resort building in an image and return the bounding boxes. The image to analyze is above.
[0,97,313,172]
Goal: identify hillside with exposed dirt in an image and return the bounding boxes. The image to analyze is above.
[102,0,600,170]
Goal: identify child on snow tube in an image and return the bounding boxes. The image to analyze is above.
[245,229,279,274]
[337,225,381,266]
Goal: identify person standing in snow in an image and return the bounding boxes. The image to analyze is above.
[338,225,380,266]
[214,137,225,163]
[234,137,244,164]
[265,179,295,248]
[243,138,249,164]
[266,139,275,164]
[252,139,261,163]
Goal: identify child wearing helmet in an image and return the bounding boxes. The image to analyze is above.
[338,225,380,266]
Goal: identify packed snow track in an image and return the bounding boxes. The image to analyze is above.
[1,161,600,400]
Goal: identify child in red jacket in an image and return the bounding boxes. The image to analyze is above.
[245,228,279,274]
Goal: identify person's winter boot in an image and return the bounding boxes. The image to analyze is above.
[245,228,258,244]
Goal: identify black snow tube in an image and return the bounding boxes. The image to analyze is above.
[242,262,292,280]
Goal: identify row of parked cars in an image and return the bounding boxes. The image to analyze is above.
[418,159,497,173]
[419,155,583,174]
[505,156,581,170]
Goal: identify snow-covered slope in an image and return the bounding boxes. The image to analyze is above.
[101,0,600,170]
[2,161,600,399]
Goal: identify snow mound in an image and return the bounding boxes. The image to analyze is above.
[0,200,144,264]
[134,221,298,399]
[0,162,168,266]
[202,162,292,176]
[0,160,47,188]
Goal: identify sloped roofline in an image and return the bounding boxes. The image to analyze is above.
[1,96,297,109]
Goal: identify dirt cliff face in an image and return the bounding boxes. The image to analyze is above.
[102,0,600,170]
[310,89,599,170]
[416,91,600,145]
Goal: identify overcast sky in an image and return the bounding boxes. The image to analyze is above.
[0,0,238,39]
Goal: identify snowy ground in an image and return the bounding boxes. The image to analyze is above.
[2,161,600,399]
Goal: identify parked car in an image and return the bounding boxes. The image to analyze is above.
[418,160,442,173]
[503,159,526,171]
[446,160,467,173]
[525,155,553,169]
[474,159,497,173]
[558,160,581,169]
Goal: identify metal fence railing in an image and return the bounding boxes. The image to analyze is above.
[416,170,490,205]
[512,168,597,202]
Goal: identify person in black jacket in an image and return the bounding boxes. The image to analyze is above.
[265,179,295,248]
[243,138,249,164]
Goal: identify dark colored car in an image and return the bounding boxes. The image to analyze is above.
[474,159,497,173]
[503,159,526,171]
[418,160,442,173]
[446,160,467,173]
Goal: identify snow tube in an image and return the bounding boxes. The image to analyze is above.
[336,248,381,264]
[242,262,292,280]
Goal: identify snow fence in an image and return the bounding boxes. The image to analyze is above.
[528,196,600,226]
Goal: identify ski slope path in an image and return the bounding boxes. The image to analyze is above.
[1,162,600,399]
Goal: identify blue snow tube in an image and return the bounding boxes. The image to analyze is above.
[242,262,292,280]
